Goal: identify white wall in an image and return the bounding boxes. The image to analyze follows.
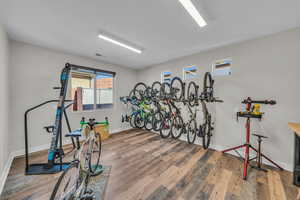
[137,28,300,171]
[9,40,137,154]
[0,24,10,192]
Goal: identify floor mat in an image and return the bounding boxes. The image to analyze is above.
[88,165,112,200]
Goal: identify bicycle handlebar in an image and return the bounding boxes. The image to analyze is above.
[242,98,276,105]
[80,117,109,128]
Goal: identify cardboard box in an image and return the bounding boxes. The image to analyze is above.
[94,124,110,140]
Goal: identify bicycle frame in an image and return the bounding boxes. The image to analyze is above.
[73,122,104,199]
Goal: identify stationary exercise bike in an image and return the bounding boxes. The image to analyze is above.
[222,97,283,180]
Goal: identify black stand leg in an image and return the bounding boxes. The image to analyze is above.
[294,133,300,186]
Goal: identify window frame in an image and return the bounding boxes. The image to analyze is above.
[70,69,115,112]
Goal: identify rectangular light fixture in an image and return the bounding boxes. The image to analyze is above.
[98,34,142,54]
[178,0,207,27]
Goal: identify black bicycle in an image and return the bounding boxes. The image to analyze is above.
[203,72,214,102]
[133,82,152,104]
[170,77,185,101]
[196,72,223,149]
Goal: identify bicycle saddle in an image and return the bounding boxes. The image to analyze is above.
[65,129,82,137]
[252,133,268,139]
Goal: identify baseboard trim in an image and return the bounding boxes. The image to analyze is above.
[0,152,14,196]
[110,127,133,135]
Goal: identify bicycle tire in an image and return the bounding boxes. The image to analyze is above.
[187,81,198,107]
[133,82,148,101]
[160,116,172,138]
[89,133,102,176]
[145,114,153,131]
[130,113,136,128]
[202,114,212,149]
[170,77,184,101]
[144,87,153,105]
[134,112,145,129]
[160,82,171,99]
[203,72,214,101]
[187,119,197,144]
[151,81,161,98]
[152,111,163,131]
[50,161,79,200]
[129,89,138,105]
[171,115,184,139]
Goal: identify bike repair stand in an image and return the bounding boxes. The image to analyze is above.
[222,97,283,180]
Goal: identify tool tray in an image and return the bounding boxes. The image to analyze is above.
[237,112,262,119]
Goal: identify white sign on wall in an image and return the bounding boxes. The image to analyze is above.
[183,66,197,80]
[161,71,172,83]
[212,58,232,76]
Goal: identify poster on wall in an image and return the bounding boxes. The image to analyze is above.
[183,66,197,80]
[212,58,232,76]
[161,71,172,83]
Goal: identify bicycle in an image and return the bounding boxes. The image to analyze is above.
[187,72,223,149]
[131,100,154,130]
[159,98,182,139]
[133,82,152,105]
[50,118,108,200]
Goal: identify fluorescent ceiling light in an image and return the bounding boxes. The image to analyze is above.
[98,34,142,54]
[178,0,207,27]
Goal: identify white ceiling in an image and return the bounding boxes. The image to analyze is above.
[1,0,300,69]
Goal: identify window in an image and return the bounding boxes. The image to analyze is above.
[212,58,232,76]
[183,66,197,80]
[71,69,114,111]
[161,71,172,83]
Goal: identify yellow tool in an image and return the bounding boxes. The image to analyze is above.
[252,104,262,115]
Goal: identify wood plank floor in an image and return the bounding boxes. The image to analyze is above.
[1,129,300,200]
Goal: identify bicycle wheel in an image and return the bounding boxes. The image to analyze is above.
[171,115,184,139]
[187,81,198,107]
[130,113,137,128]
[187,119,197,144]
[202,114,212,149]
[133,82,147,101]
[89,132,102,176]
[129,89,138,105]
[203,72,214,101]
[152,111,163,131]
[160,116,172,138]
[134,112,145,129]
[50,161,79,200]
[151,81,161,98]
[145,113,153,131]
[144,87,153,105]
[160,82,171,99]
[170,77,184,100]
[79,135,90,170]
